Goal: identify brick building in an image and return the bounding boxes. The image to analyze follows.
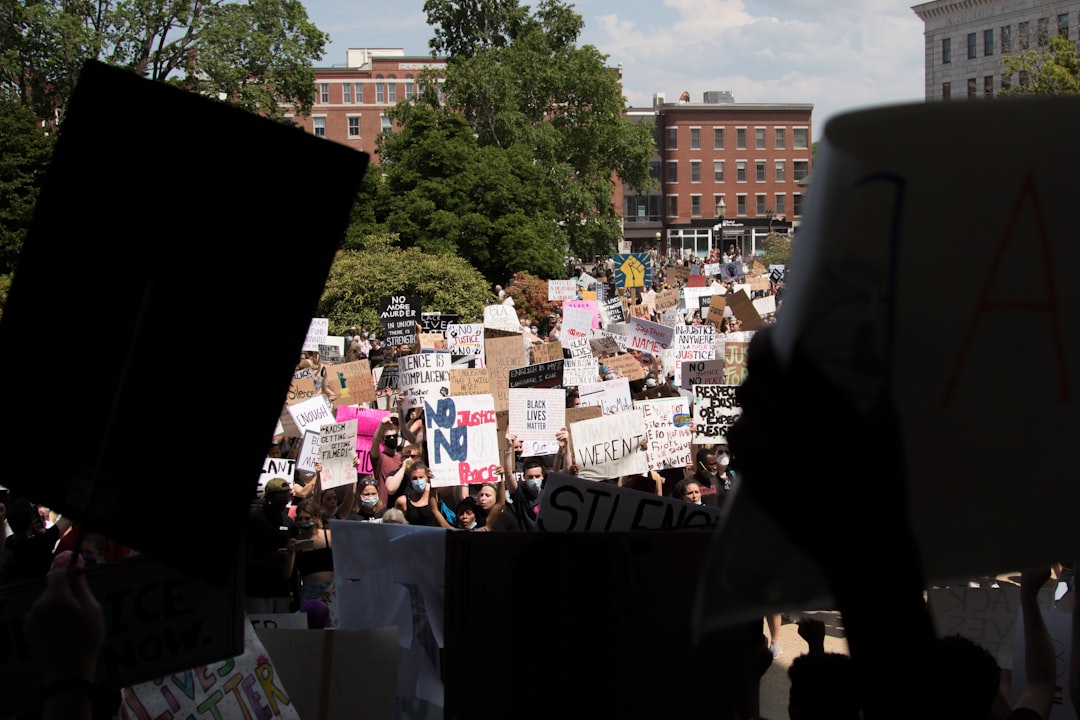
[622,91,813,259]
[912,0,1080,100]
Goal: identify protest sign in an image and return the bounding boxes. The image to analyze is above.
[318,419,358,490]
[753,295,777,317]
[705,295,728,330]
[537,472,721,531]
[419,332,447,350]
[422,312,457,334]
[566,336,594,358]
[319,339,343,363]
[376,364,399,391]
[379,295,421,346]
[335,406,389,474]
[530,339,564,364]
[328,359,376,406]
[726,289,764,331]
[248,613,309,629]
[614,253,653,288]
[563,405,603,459]
[569,412,649,481]
[655,289,680,313]
[303,317,329,352]
[446,323,484,356]
[673,325,716,385]
[397,352,452,410]
[627,317,675,355]
[683,286,714,314]
[296,429,320,474]
[606,352,645,381]
[548,279,577,301]
[594,329,628,353]
[563,357,599,386]
[423,394,501,486]
[450,367,491,396]
[508,388,566,456]
[680,358,727,390]
[286,375,317,405]
[258,458,297,498]
[577,377,633,415]
[483,304,522,334]
[637,396,693,471]
[560,304,594,349]
[723,342,750,385]
[508,360,564,389]
[283,394,334,438]
[692,384,741,444]
[927,585,1022,669]
[589,335,622,357]
[563,299,600,329]
[599,296,626,325]
[484,333,528,413]
[1011,606,1077,717]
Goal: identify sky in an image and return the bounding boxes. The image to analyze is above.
[300,0,929,142]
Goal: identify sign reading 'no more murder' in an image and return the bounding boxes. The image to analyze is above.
[379,295,421,346]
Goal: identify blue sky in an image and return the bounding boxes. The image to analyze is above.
[301,0,927,142]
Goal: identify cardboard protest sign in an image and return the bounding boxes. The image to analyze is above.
[328,359,376,406]
[282,394,334,438]
[303,317,329,353]
[318,419,358,490]
[563,357,599,386]
[397,352,452,410]
[705,295,728,330]
[594,329,629,353]
[725,289,764,331]
[692,384,741,444]
[423,394,501,486]
[548,279,578,301]
[637,396,693,471]
[723,342,750,385]
[446,323,484,356]
[286,375,318,405]
[483,303,522,334]
[508,360,564,389]
[627,317,675,356]
[450,367,491,396]
[508,388,566,456]
[530,339,565,364]
[655,289,680,314]
[419,332,447,350]
[927,585,1022,669]
[484,333,528,413]
[589,335,622,357]
[569,412,650,481]
[120,622,300,720]
[577,377,633,415]
[537,472,721,531]
[680,358,726,390]
[258,458,297,499]
[614,253,653,288]
[606,352,645,381]
[0,554,244,718]
[335,406,389,474]
[379,295,421,346]
[376,363,399,391]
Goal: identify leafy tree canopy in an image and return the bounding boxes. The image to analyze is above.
[1001,34,1080,96]
[0,0,328,125]
[318,233,493,335]
[758,232,795,269]
[0,101,55,275]
[420,0,656,263]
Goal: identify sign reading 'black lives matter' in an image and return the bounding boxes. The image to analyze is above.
[379,295,421,346]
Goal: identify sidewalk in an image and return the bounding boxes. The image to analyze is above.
[758,610,849,720]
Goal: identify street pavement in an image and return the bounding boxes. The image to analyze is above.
[757,610,849,720]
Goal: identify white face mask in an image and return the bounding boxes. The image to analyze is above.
[717,453,730,467]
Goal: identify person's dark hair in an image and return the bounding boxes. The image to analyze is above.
[6,498,35,535]
[787,653,859,719]
[671,478,700,500]
[933,634,1000,720]
[695,446,716,466]
[565,388,580,408]
[522,458,547,476]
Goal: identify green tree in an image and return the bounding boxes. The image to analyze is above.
[0,0,327,126]
[1001,34,1080,96]
[318,233,493,335]
[503,271,561,329]
[0,100,55,275]
[422,0,656,263]
[758,232,794,268]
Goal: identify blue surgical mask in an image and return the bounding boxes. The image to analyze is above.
[360,496,379,508]
[410,479,427,492]
[525,479,543,493]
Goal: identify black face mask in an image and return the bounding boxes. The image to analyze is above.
[383,436,399,453]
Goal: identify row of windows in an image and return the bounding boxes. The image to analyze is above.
[660,193,803,218]
[308,114,394,138]
[662,159,810,183]
[942,13,1074,62]
[940,70,1029,99]
[316,80,444,105]
[665,126,810,151]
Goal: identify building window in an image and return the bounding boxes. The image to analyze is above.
[342,84,352,103]
[713,127,724,149]
[775,160,786,182]
[380,115,392,133]
[775,194,786,216]
[667,126,677,149]
[984,29,994,55]
[793,160,809,182]
[376,83,385,103]
[691,194,701,217]
[942,82,951,100]
[793,193,803,216]
[347,115,360,138]
[967,33,977,59]
[984,76,994,97]
[942,37,952,63]
[755,127,766,150]
[736,127,747,150]
[1019,22,1030,50]
[736,161,747,182]
[667,195,678,217]
[318,83,329,104]
[387,82,397,103]
[1059,13,1069,38]
[691,160,701,183]
[1001,75,1011,91]
[736,194,747,216]
[1001,25,1012,53]
[793,127,808,149]
[714,160,724,182]
[774,127,785,149]
[313,116,326,137]
[406,80,416,100]
[1037,18,1049,47]
[354,84,364,103]
[755,161,766,182]
[667,160,678,183]
[713,194,725,216]
[967,78,977,98]
[755,194,767,215]
[690,127,701,150]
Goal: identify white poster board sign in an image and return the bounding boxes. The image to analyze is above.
[577,377,633,415]
[560,305,594,349]
[446,323,485,356]
[548,279,577,301]
[423,394,501,486]
[483,304,522,333]
[637,396,693,471]
[627,317,675,356]
[284,394,334,438]
[563,357,599,386]
[507,388,566,456]
[318,419,358,490]
[302,317,329,352]
[568,411,649,482]
[691,384,742,444]
[397,352,452,410]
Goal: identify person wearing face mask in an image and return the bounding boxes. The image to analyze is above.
[690,445,734,508]
[495,456,547,532]
[243,477,303,614]
[371,415,405,508]
[349,478,387,522]
[394,462,441,527]
[294,498,338,627]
